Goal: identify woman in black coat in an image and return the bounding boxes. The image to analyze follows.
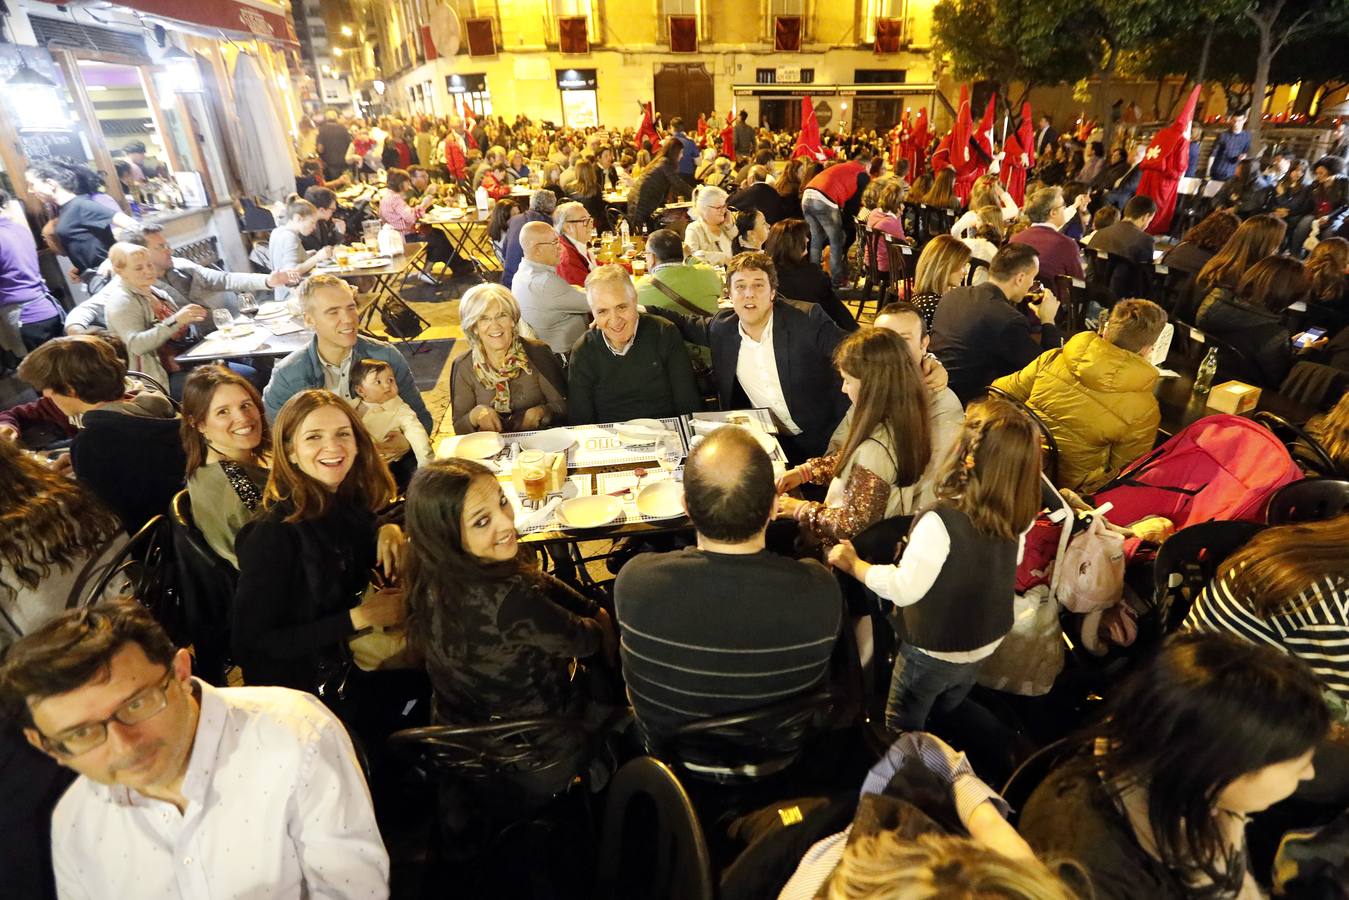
[628,138,693,233]
[764,219,858,331]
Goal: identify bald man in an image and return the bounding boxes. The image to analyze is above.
[614,426,842,756]
[510,220,591,355]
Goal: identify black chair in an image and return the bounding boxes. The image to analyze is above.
[67,515,185,640]
[1053,274,1091,335]
[963,255,990,286]
[169,490,238,685]
[1153,263,1197,315]
[883,234,915,302]
[1168,322,1259,384]
[987,386,1061,485]
[1000,737,1078,825]
[605,206,626,235]
[925,206,955,241]
[126,371,180,410]
[654,691,840,783]
[1146,519,1266,641]
[855,225,889,322]
[594,756,714,900]
[1254,411,1343,478]
[388,717,592,789]
[1265,478,1349,525]
[1084,248,1151,311]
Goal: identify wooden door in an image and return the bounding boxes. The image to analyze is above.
[653,63,713,129]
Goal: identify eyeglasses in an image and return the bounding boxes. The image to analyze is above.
[565,217,593,225]
[38,671,175,757]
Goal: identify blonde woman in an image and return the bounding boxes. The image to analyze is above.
[910,235,973,329]
[683,184,738,266]
[102,242,208,394]
[449,283,567,433]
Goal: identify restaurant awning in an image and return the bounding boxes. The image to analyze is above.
[35,0,299,47]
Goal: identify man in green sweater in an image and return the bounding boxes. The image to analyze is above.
[635,228,724,368]
[568,265,702,424]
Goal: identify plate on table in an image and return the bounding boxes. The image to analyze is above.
[211,323,255,339]
[519,428,576,453]
[445,432,504,460]
[556,495,625,530]
[350,257,392,269]
[613,418,666,445]
[255,302,291,320]
[636,481,685,520]
[690,422,776,455]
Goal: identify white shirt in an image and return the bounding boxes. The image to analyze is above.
[356,395,432,464]
[51,680,389,900]
[319,348,354,399]
[734,313,801,435]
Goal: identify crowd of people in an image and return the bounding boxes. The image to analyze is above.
[1,99,1349,900]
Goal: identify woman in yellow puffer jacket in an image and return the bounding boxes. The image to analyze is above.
[993,299,1168,491]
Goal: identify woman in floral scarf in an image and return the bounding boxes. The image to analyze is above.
[450,283,567,433]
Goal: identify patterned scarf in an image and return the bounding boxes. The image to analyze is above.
[473,338,532,414]
[145,287,188,374]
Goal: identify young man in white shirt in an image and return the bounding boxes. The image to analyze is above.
[0,600,389,900]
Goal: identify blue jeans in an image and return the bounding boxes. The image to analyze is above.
[885,641,983,733]
[802,194,847,286]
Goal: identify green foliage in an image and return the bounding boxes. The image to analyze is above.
[931,0,1095,88]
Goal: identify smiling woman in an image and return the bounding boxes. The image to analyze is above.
[232,389,402,703]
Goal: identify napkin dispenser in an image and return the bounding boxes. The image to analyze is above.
[1206,380,1261,415]
[511,450,567,494]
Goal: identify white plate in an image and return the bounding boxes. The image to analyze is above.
[350,257,392,269]
[255,303,290,319]
[636,480,685,520]
[519,428,576,453]
[210,324,255,339]
[614,418,666,445]
[698,422,775,454]
[556,494,624,529]
[446,432,504,460]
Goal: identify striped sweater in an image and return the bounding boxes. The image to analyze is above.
[1184,568,1349,702]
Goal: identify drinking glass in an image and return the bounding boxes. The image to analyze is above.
[657,432,682,479]
[238,293,258,317]
[212,309,234,334]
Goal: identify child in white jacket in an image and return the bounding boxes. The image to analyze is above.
[352,357,430,467]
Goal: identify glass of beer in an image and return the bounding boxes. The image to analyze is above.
[522,465,548,504]
[335,246,350,267]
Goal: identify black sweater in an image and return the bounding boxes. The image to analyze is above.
[72,396,186,533]
[232,500,373,693]
[567,314,701,424]
[774,261,859,331]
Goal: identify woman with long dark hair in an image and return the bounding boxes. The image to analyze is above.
[765,219,858,330]
[233,389,404,696]
[180,365,271,567]
[775,328,932,551]
[627,138,693,232]
[1197,254,1309,385]
[1020,632,1328,899]
[404,457,613,726]
[0,439,124,649]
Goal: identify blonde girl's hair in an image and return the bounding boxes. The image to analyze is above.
[824,832,1080,900]
[934,397,1042,540]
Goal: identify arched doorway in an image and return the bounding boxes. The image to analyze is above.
[653,63,714,127]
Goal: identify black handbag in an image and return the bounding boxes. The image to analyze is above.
[379,298,426,339]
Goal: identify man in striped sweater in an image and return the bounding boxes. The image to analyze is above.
[614,426,843,770]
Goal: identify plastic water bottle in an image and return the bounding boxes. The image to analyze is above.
[619,218,631,249]
[1193,347,1219,396]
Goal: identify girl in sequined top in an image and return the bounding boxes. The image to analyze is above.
[774,328,931,554]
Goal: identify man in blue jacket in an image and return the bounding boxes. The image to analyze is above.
[670,117,699,180]
[263,274,433,455]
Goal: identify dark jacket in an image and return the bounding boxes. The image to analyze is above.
[1160,241,1214,274]
[931,281,1064,403]
[1218,174,1271,218]
[1268,179,1313,219]
[263,334,433,431]
[71,391,185,533]
[773,261,858,331]
[728,182,787,225]
[1196,288,1293,387]
[1087,220,1155,298]
[232,500,372,693]
[629,162,693,232]
[653,298,849,460]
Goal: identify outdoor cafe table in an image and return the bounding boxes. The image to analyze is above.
[175,312,311,364]
[421,207,501,272]
[311,244,428,334]
[1153,349,1318,439]
[435,410,786,579]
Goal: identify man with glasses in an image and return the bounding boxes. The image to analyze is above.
[513,220,592,356]
[553,201,595,286]
[0,599,389,898]
[1009,187,1084,300]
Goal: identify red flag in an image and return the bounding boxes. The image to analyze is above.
[461,100,476,125]
[634,101,660,151]
[951,85,972,173]
[792,96,824,161]
[1137,85,1203,234]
